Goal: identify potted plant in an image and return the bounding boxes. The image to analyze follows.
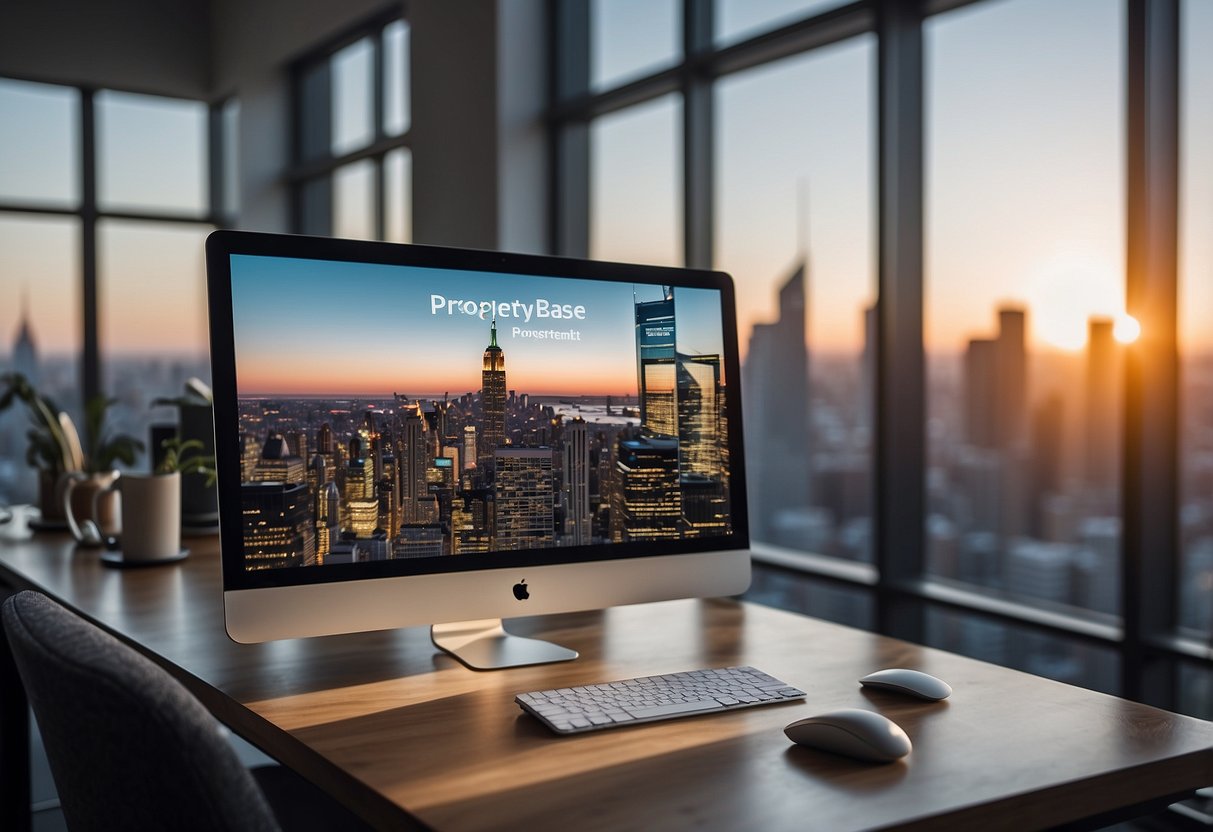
[59,394,145,544]
[152,378,219,531]
[1,372,81,526]
[1,372,145,538]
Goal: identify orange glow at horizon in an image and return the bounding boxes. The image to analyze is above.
[237,358,637,399]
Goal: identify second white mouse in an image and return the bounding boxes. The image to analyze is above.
[859,668,952,701]
[784,708,912,763]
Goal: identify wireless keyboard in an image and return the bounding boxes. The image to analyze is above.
[515,666,806,734]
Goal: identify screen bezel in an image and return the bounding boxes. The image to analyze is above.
[206,230,749,593]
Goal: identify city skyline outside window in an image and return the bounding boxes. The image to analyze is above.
[715,36,875,567]
[923,0,1127,679]
[562,0,1205,706]
[0,78,218,505]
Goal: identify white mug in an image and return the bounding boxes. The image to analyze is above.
[105,473,181,562]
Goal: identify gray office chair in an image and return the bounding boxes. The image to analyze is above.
[2,590,369,832]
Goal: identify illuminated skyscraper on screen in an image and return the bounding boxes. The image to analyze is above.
[480,320,507,472]
[635,288,677,438]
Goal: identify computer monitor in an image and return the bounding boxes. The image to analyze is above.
[206,231,750,669]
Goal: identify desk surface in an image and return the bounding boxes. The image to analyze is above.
[1,533,1210,831]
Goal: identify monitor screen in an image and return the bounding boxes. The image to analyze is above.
[209,234,748,595]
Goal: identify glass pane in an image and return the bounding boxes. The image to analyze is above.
[1180,0,1213,638]
[925,0,1124,614]
[717,38,875,562]
[0,214,82,505]
[0,78,79,207]
[384,20,410,135]
[332,37,375,157]
[98,220,212,464]
[925,608,1119,694]
[1179,664,1213,720]
[333,160,375,240]
[97,91,208,215]
[591,0,680,91]
[221,99,240,221]
[298,60,332,163]
[590,93,681,267]
[299,176,332,237]
[744,564,875,629]
[716,0,850,46]
[385,148,412,243]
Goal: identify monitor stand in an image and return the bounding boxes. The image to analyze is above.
[431,619,579,670]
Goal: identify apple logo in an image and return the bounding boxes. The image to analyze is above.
[512,579,530,601]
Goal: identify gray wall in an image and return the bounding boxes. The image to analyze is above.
[0,0,547,249]
[0,0,211,97]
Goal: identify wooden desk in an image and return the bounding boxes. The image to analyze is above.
[1,533,1210,831]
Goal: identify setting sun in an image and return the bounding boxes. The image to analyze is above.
[1114,313,1141,344]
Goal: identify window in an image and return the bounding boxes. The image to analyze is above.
[716,37,875,563]
[551,0,1208,715]
[590,94,682,266]
[0,78,227,503]
[925,0,1125,624]
[1180,0,1213,640]
[290,15,411,242]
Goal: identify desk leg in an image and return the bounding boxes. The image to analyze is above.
[0,609,31,832]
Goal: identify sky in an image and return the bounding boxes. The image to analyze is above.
[228,254,725,397]
[1,0,1211,362]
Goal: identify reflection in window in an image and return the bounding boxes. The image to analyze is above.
[591,0,680,91]
[97,91,208,215]
[98,220,212,458]
[1180,0,1213,638]
[0,78,79,208]
[590,94,681,267]
[926,608,1119,694]
[0,215,82,504]
[716,37,874,561]
[716,0,850,46]
[925,0,1124,615]
[744,564,874,629]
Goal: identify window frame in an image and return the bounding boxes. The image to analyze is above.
[287,10,411,241]
[0,76,230,406]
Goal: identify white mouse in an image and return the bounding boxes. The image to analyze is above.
[859,668,952,701]
[784,708,911,763]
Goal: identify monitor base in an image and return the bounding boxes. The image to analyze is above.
[431,619,579,670]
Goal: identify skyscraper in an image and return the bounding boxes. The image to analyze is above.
[479,320,507,472]
[241,482,315,569]
[616,436,681,541]
[676,354,722,478]
[494,447,555,550]
[635,288,677,438]
[563,417,591,545]
[742,262,809,542]
[1085,317,1120,499]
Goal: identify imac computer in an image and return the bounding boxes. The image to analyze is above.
[205,231,751,669]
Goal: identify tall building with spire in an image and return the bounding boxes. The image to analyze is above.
[479,320,507,473]
[743,262,810,542]
[11,288,38,384]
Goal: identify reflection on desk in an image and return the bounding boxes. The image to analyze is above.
[1,533,1210,832]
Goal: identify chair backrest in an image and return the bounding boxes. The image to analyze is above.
[2,590,281,832]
